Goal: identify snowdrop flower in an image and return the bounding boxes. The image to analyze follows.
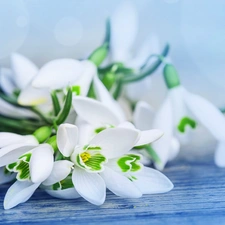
[32,59,96,97]
[44,123,140,205]
[109,0,162,102]
[73,96,163,148]
[100,156,173,198]
[132,101,180,165]
[153,63,225,169]
[0,126,51,168]
[3,144,54,209]
[0,53,49,118]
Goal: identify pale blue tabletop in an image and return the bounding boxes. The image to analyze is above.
[0,141,225,225]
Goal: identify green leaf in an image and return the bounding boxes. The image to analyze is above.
[51,91,61,116]
[56,88,72,125]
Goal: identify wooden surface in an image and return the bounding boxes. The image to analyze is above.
[0,141,225,225]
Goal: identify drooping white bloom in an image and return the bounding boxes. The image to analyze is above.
[132,101,180,165]
[3,144,54,209]
[0,132,39,167]
[32,59,96,96]
[0,53,50,116]
[44,123,140,205]
[153,64,225,169]
[109,0,161,102]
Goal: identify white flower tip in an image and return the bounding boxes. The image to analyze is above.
[30,144,54,183]
[57,124,78,157]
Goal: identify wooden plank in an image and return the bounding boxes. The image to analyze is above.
[0,141,225,225]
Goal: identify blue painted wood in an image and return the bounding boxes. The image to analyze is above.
[0,143,225,225]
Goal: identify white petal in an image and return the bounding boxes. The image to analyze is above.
[42,160,73,186]
[168,137,180,161]
[89,127,139,159]
[111,0,138,62]
[129,149,151,166]
[118,121,136,129]
[152,96,173,170]
[184,89,225,141]
[29,144,54,183]
[72,168,106,205]
[0,68,15,95]
[75,117,94,146]
[93,75,126,122]
[4,180,40,209]
[215,141,225,167]
[0,167,16,185]
[18,85,50,106]
[11,53,38,89]
[57,124,78,157]
[0,132,24,148]
[133,101,155,130]
[135,129,164,147]
[133,167,173,194]
[0,98,38,119]
[45,188,80,199]
[73,96,121,127]
[169,86,190,143]
[0,144,36,167]
[75,60,96,96]
[32,59,84,89]
[100,166,142,198]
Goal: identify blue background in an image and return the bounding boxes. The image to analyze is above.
[0,0,224,107]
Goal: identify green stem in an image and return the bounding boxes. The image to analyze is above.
[30,107,52,124]
[144,145,161,164]
[122,43,170,83]
[51,91,61,116]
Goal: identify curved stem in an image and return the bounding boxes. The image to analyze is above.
[122,43,170,83]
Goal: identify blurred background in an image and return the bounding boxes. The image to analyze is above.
[0,0,225,108]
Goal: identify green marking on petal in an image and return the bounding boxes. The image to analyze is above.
[6,162,18,172]
[177,117,197,133]
[86,146,102,151]
[84,153,106,172]
[131,176,137,180]
[15,161,30,181]
[95,127,106,133]
[118,154,142,173]
[19,152,32,163]
[117,156,134,172]
[76,154,85,169]
[127,154,142,172]
[71,85,81,95]
[94,125,114,134]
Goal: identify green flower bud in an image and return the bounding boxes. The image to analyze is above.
[33,126,52,143]
[47,136,58,152]
[88,43,108,67]
[163,64,180,89]
[102,72,115,90]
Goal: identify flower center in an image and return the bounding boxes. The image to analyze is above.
[80,152,91,163]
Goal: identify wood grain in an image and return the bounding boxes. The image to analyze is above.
[0,141,225,225]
